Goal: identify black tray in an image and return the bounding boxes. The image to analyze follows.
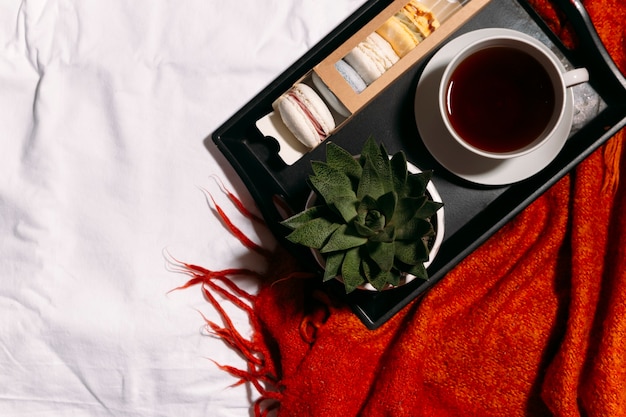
[211,0,626,329]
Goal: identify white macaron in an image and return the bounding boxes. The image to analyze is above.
[273,83,336,149]
[344,32,399,85]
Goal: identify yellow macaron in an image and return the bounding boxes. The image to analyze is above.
[376,16,418,58]
[375,1,439,58]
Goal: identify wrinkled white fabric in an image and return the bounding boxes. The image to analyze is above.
[0,1,365,415]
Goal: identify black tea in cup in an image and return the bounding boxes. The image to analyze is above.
[445,46,556,154]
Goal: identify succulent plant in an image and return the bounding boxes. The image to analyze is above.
[281,137,443,293]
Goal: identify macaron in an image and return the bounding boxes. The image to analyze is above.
[343,32,399,85]
[273,83,336,149]
[398,0,440,39]
[335,59,367,94]
[376,17,420,58]
[311,71,351,118]
[376,1,439,58]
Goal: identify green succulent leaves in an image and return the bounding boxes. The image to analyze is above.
[281,138,443,293]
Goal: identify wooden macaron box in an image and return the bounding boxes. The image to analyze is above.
[256,0,492,165]
[212,0,626,329]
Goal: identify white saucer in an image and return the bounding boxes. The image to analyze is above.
[414,28,574,186]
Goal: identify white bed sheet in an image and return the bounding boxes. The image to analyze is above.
[0,1,365,415]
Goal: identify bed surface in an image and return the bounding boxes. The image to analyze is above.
[0,1,367,415]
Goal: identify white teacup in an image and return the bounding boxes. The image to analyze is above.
[439,30,588,160]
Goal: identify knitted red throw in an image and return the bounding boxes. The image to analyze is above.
[174,1,626,415]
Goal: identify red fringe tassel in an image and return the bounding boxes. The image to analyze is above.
[166,182,282,416]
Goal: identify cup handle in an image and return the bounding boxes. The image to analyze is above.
[563,67,589,87]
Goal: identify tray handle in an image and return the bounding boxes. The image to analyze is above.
[525,0,626,105]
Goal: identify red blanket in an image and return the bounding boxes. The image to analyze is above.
[176,1,626,415]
